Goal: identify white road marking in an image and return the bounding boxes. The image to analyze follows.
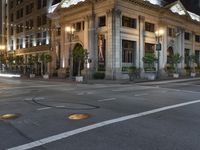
[134,93,148,97]
[37,107,51,111]
[7,99,200,150]
[98,98,116,102]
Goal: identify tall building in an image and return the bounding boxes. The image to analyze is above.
[6,0,60,75]
[0,0,7,71]
[49,0,200,79]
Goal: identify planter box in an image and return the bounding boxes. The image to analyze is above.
[144,72,156,80]
[43,74,49,79]
[30,74,35,78]
[191,72,196,77]
[75,76,83,82]
[173,73,179,78]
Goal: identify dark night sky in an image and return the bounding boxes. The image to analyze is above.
[165,0,200,15]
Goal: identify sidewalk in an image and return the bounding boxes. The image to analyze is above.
[20,75,200,85]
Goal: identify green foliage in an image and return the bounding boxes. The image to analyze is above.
[93,72,105,79]
[40,53,52,64]
[73,45,87,76]
[15,55,24,65]
[143,53,156,71]
[7,54,15,65]
[168,53,182,73]
[73,46,86,62]
[128,66,136,74]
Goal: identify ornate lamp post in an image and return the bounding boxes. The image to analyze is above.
[65,26,75,79]
[155,29,164,79]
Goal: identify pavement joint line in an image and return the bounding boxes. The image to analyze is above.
[37,107,51,111]
[98,98,116,102]
[7,99,200,150]
[134,93,148,97]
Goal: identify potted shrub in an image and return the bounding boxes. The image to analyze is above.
[143,53,157,80]
[73,45,86,82]
[40,53,52,79]
[169,53,182,78]
[128,66,136,81]
[190,54,197,77]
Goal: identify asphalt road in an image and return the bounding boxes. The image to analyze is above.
[0,78,200,150]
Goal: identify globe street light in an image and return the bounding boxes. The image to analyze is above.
[155,29,164,79]
[65,26,75,79]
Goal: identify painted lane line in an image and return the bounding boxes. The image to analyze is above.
[134,93,148,97]
[98,98,116,102]
[7,99,200,150]
[37,107,51,111]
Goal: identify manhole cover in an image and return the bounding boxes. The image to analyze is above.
[0,113,20,120]
[68,114,91,120]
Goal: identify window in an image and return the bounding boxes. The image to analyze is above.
[57,28,61,36]
[99,16,106,27]
[10,1,14,9]
[42,14,47,25]
[37,16,41,27]
[145,22,155,32]
[10,13,14,22]
[122,16,137,28]
[30,35,33,47]
[37,0,41,9]
[195,50,200,66]
[168,28,175,37]
[25,36,29,48]
[43,0,47,7]
[145,43,155,54]
[185,49,190,66]
[185,32,190,40]
[26,3,34,15]
[16,24,23,33]
[36,33,41,45]
[76,22,81,31]
[17,0,23,5]
[10,27,14,35]
[122,40,136,63]
[42,32,47,45]
[195,35,200,43]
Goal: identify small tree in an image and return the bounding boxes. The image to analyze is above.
[190,53,197,73]
[73,46,86,76]
[169,53,182,73]
[40,53,52,75]
[15,55,24,73]
[143,53,156,71]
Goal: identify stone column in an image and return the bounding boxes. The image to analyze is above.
[138,15,145,75]
[106,8,121,79]
[87,14,96,75]
[176,27,185,75]
[160,26,168,77]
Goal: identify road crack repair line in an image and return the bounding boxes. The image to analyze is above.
[7,99,200,150]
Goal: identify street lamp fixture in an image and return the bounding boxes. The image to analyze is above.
[155,29,164,79]
[65,26,75,79]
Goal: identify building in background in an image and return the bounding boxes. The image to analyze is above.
[49,0,200,79]
[5,0,61,76]
[0,0,7,71]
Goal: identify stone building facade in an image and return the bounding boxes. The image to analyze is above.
[50,0,200,79]
[4,0,61,75]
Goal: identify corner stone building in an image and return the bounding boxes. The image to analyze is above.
[50,0,200,79]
